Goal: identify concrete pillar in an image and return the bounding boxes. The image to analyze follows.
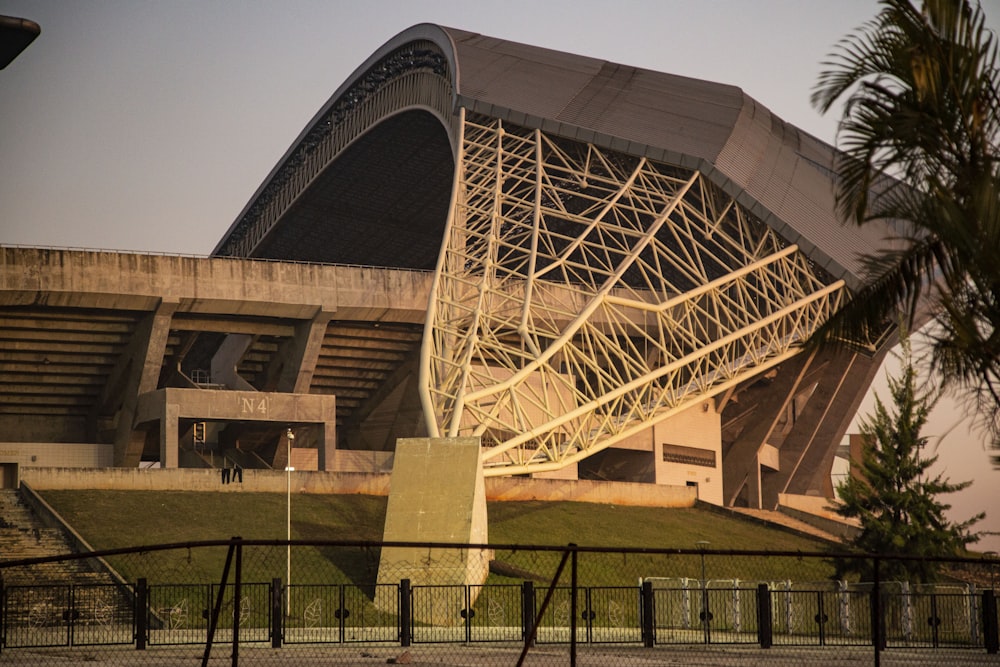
[377,437,490,625]
[778,350,885,500]
[721,352,813,508]
[265,310,333,393]
[159,402,180,469]
[114,299,178,466]
[317,421,336,472]
[782,347,888,498]
[211,334,256,391]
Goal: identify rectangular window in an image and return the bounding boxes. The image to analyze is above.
[662,443,716,468]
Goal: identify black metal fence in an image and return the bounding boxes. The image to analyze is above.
[1,538,998,666]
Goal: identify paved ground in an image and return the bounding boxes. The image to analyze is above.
[2,643,997,666]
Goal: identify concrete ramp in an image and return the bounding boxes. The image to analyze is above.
[376,437,490,624]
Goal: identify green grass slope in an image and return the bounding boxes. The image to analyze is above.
[38,490,836,585]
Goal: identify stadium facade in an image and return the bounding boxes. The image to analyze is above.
[0,24,896,510]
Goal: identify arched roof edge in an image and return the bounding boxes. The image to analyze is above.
[212,22,881,292]
[212,23,460,255]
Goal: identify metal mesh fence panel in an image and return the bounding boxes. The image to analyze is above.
[147,583,210,645]
[1,540,998,666]
[468,583,524,642]
[581,586,641,644]
[3,584,72,649]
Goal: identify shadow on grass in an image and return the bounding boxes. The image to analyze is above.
[292,520,382,598]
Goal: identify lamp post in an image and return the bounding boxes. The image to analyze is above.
[987,551,998,591]
[285,428,295,617]
[696,540,710,643]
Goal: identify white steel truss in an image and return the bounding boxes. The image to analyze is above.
[420,114,846,476]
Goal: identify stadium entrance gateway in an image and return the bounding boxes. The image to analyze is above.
[133,388,336,469]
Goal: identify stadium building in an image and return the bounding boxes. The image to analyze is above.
[0,24,896,511]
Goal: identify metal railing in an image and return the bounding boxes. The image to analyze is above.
[1,539,998,666]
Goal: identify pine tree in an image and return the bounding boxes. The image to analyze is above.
[834,341,983,582]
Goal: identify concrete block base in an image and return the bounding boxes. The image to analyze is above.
[376,437,490,624]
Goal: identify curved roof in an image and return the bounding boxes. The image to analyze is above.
[216,23,898,291]
[436,24,894,290]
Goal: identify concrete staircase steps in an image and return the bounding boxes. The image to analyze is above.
[0,489,118,588]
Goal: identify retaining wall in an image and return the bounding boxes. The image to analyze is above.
[20,467,697,508]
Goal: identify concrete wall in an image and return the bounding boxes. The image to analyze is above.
[653,401,723,505]
[778,492,861,541]
[487,476,695,508]
[0,248,432,320]
[329,449,394,473]
[21,467,391,495]
[0,442,113,468]
[532,462,579,480]
[19,467,697,508]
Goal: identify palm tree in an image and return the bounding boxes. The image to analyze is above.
[810,0,1000,460]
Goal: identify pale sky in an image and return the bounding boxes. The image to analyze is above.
[1,0,997,550]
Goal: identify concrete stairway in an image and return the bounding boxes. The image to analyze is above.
[0,489,111,586]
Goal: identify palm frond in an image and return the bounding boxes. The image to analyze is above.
[810,0,1000,402]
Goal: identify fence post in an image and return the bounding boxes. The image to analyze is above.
[463,586,472,644]
[271,577,282,649]
[682,579,691,629]
[338,584,347,643]
[641,580,655,648]
[870,557,882,667]
[929,593,941,649]
[969,584,980,645]
[202,537,238,667]
[900,580,912,640]
[135,578,148,651]
[756,583,772,648]
[517,548,572,667]
[399,579,411,647]
[700,581,712,644]
[984,589,999,654]
[838,580,850,635]
[732,581,742,633]
[521,581,536,647]
[231,537,243,667]
[816,591,826,646]
[570,544,578,666]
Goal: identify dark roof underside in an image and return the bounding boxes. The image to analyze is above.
[251,110,453,269]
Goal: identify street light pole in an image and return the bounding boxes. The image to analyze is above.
[286,428,295,617]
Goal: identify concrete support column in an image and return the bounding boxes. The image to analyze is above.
[211,334,256,391]
[317,421,336,472]
[720,352,814,508]
[746,460,763,509]
[159,402,180,469]
[377,437,490,624]
[778,350,885,500]
[264,310,333,393]
[115,299,178,467]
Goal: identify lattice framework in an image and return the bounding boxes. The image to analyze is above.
[420,114,846,475]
